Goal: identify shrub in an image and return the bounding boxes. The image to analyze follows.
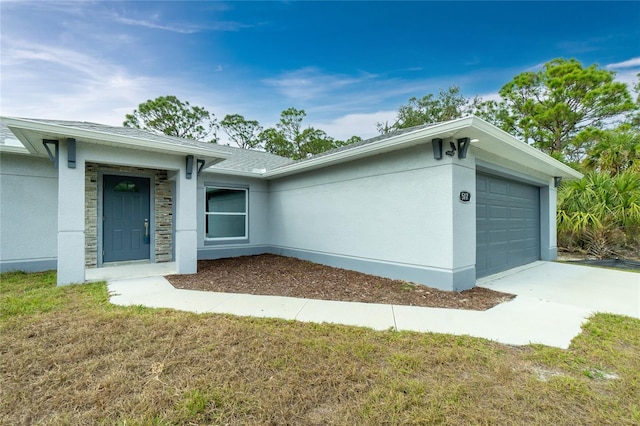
[557,170,640,257]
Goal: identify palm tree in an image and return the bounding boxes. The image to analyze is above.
[584,127,640,174]
[557,171,640,257]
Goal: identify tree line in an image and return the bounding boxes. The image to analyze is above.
[124,58,638,171]
[124,98,361,161]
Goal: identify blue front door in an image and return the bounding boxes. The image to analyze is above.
[103,175,151,262]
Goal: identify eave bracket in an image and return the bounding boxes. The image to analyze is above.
[196,159,206,175]
[42,139,59,169]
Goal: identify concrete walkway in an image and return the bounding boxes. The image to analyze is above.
[107,261,639,349]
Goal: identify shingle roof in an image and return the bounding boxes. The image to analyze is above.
[23,119,227,151]
[208,144,294,172]
[1,118,439,174]
[289,122,442,164]
[1,119,293,173]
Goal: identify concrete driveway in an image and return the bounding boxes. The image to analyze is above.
[108,261,639,349]
[468,261,639,348]
[478,261,640,318]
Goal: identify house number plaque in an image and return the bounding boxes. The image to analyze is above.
[459,191,471,203]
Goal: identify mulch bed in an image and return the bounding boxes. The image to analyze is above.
[166,254,515,311]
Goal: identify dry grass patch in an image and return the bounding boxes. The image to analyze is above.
[1,271,639,425]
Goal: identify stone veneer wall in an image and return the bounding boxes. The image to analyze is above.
[85,163,173,268]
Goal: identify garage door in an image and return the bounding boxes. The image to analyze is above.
[476,173,540,278]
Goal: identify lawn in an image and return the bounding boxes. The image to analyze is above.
[1,271,639,425]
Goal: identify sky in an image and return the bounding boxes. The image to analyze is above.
[1,1,639,144]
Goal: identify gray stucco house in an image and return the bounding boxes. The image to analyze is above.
[0,116,581,291]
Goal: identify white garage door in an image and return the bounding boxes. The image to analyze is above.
[476,173,540,278]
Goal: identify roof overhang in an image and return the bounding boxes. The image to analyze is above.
[0,116,230,163]
[263,116,582,180]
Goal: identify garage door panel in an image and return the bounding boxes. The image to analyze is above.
[489,205,508,218]
[487,251,509,269]
[476,178,487,192]
[509,185,533,198]
[476,173,540,278]
[489,229,508,244]
[476,230,487,245]
[510,207,528,219]
[489,180,508,195]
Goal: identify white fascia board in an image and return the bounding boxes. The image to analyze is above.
[0,117,230,160]
[0,144,30,155]
[202,167,264,178]
[259,115,582,181]
[2,125,42,155]
[469,117,583,180]
[263,117,476,178]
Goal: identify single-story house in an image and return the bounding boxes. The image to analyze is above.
[0,116,582,291]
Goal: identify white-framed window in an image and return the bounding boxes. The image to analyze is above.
[205,187,248,240]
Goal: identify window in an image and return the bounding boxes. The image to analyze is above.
[205,187,248,240]
[113,181,139,192]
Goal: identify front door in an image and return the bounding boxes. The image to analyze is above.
[103,175,151,262]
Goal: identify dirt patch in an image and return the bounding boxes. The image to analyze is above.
[558,251,640,271]
[166,254,515,311]
[565,258,640,271]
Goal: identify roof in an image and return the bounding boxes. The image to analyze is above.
[24,119,294,172]
[1,115,582,180]
[0,117,293,175]
[0,117,232,163]
[298,122,443,161]
[200,122,442,177]
[207,144,293,173]
[261,116,582,180]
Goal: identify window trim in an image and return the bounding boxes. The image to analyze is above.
[204,186,249,241]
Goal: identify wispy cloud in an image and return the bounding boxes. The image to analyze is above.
[262,67,377,100]
[0,38,161,123]
[0,0,91,16]
[111,13,252,33]
[605,57,640,90]
[606,57,640,69]
[112,16,201,34]
[475,92,502,103]
[556,36,610,54]
[3,39,110,78]
[310,111,398,140]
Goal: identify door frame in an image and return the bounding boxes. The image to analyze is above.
[97,170,156,267]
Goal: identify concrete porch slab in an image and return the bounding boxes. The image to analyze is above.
[87,262,177,282]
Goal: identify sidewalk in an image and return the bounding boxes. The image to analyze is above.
[108,261,639,349]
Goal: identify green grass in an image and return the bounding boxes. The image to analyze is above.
[1,270,639,425]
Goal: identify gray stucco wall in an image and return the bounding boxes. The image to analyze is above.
[0,153,58,271]
[267,144,475,291]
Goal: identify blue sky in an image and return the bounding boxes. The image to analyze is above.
[2,1,639,143]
